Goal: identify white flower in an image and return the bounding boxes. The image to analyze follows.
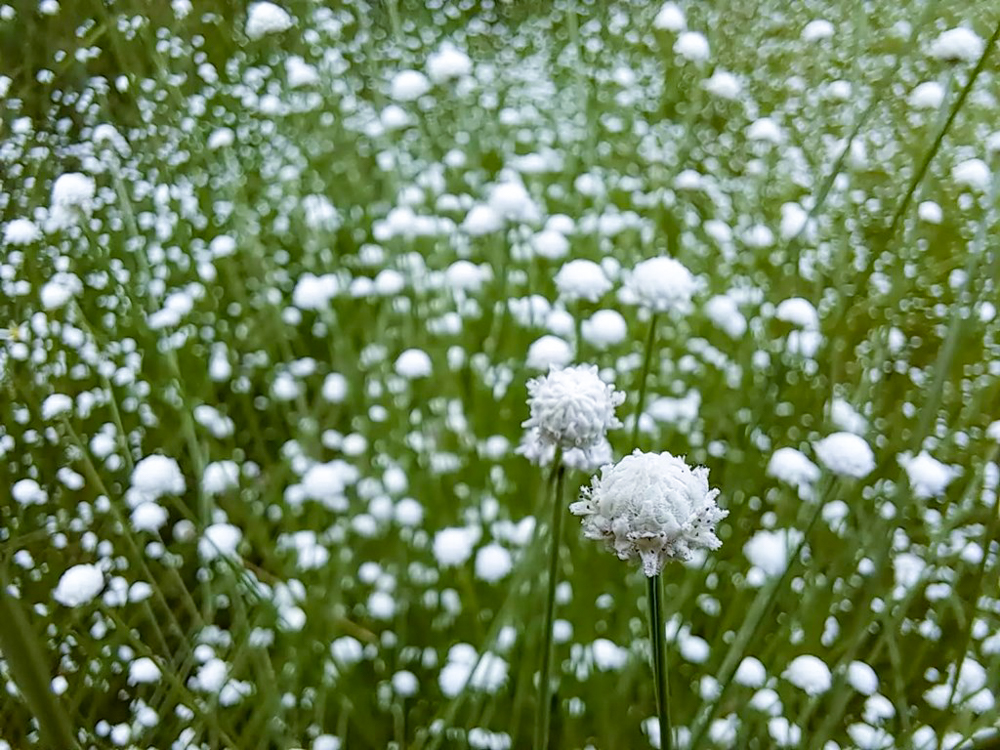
[775,297,819,329]
[952,158,991,192]
[53,563,104,607]
[51,172,95,209]
[783,654,832,696]
[767,448,820,492]
[814,432,875,478]
[130,454,186,504]
[245,2,293,40]
[622,256,696,313]
[3,218,41,245]
[427,43,472,83]
[41,393,73,420]
[525,334,574,371]
[571,450,727,576]
[674,31,710,62]
[928,27,984,63]
[554,259,612,302]
[898,451,958,499]
[390,69,431,102]
[652,2,685,31]
[522,364,624,454]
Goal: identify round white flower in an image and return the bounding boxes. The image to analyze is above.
[928,27,984,63]
[395,348,432,379]
[767,447,820,491]
[899,451,958,499]
[427,43,472,83]
[571,450,727,576]
[245,2,293,40]
[622,256,696,312]
[3,218,41,245]
[51,172,95,209]
[814,432,875,479]
[581,309,628,349]
[783,654,832,696]
[554,259,612,302]
[952,158,991,192]
[523,364,624,453]
[130,454,186,503]
[674,31,710,62]
[53,563,104,607]
[390,69,431,102]
[525,334,573,370]
[652,2,685,31]
[775,297,819,329]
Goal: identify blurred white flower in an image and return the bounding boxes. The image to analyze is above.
[522,364,624,455]
[51,172,95,209]
[814,432,875,479]
[427,43,472,83]
[571,450,727,576]
[621,256,695,313]
[767,447,820,493]
[783,654,832,696]
[652,2,685,31]
[554,259,612,302]
[898,451,959,499]
[53,563,104,607]
[674,31,710,62]
[245,2,293,40]
[928,27,984,63]
[390,69,431,102]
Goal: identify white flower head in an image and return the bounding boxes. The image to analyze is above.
[621,256,696,313]
[571,450,728,577]
[522,364,625,455]
[899,451,959,499]
[928,27,984,63]
[245,2,293,40]
[814,432,875,479]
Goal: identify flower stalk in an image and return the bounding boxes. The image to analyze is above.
[648,573,673,750]
[534,455,566,750]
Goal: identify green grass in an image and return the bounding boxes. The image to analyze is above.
[2,0,1000,748]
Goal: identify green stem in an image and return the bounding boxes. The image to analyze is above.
[534,461,566,750]
[630,312,660,449]
[648,574,673,750]
[0,576,80,750]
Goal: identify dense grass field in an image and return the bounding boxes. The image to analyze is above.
[2,0,1000,747]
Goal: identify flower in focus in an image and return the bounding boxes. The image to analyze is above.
[571,450,727,576]
[521,364,625,457]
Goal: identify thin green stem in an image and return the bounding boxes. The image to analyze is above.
[534,461,566,750]
[648,574,672,750]
[631,312,660,450]
[0,575,80,750]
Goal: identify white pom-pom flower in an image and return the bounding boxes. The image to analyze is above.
[814,432,875,479]
[245,2,292,39]
[928,27,984,63]
[571,450,727,577]
[53,563,105,607]
[522,364,625,455]
[621,256,696,313]
[898,451,959,499]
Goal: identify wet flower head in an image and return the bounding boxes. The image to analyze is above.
[522,364,625,453]
[571,450,727,576]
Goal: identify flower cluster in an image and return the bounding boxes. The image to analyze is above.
[521,364,625,460]
[571,450,728,576]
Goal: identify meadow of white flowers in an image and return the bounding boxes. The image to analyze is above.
[1,0,999,748]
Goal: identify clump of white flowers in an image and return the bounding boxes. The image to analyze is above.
[522,364,625,457]
[571,450,728,576]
